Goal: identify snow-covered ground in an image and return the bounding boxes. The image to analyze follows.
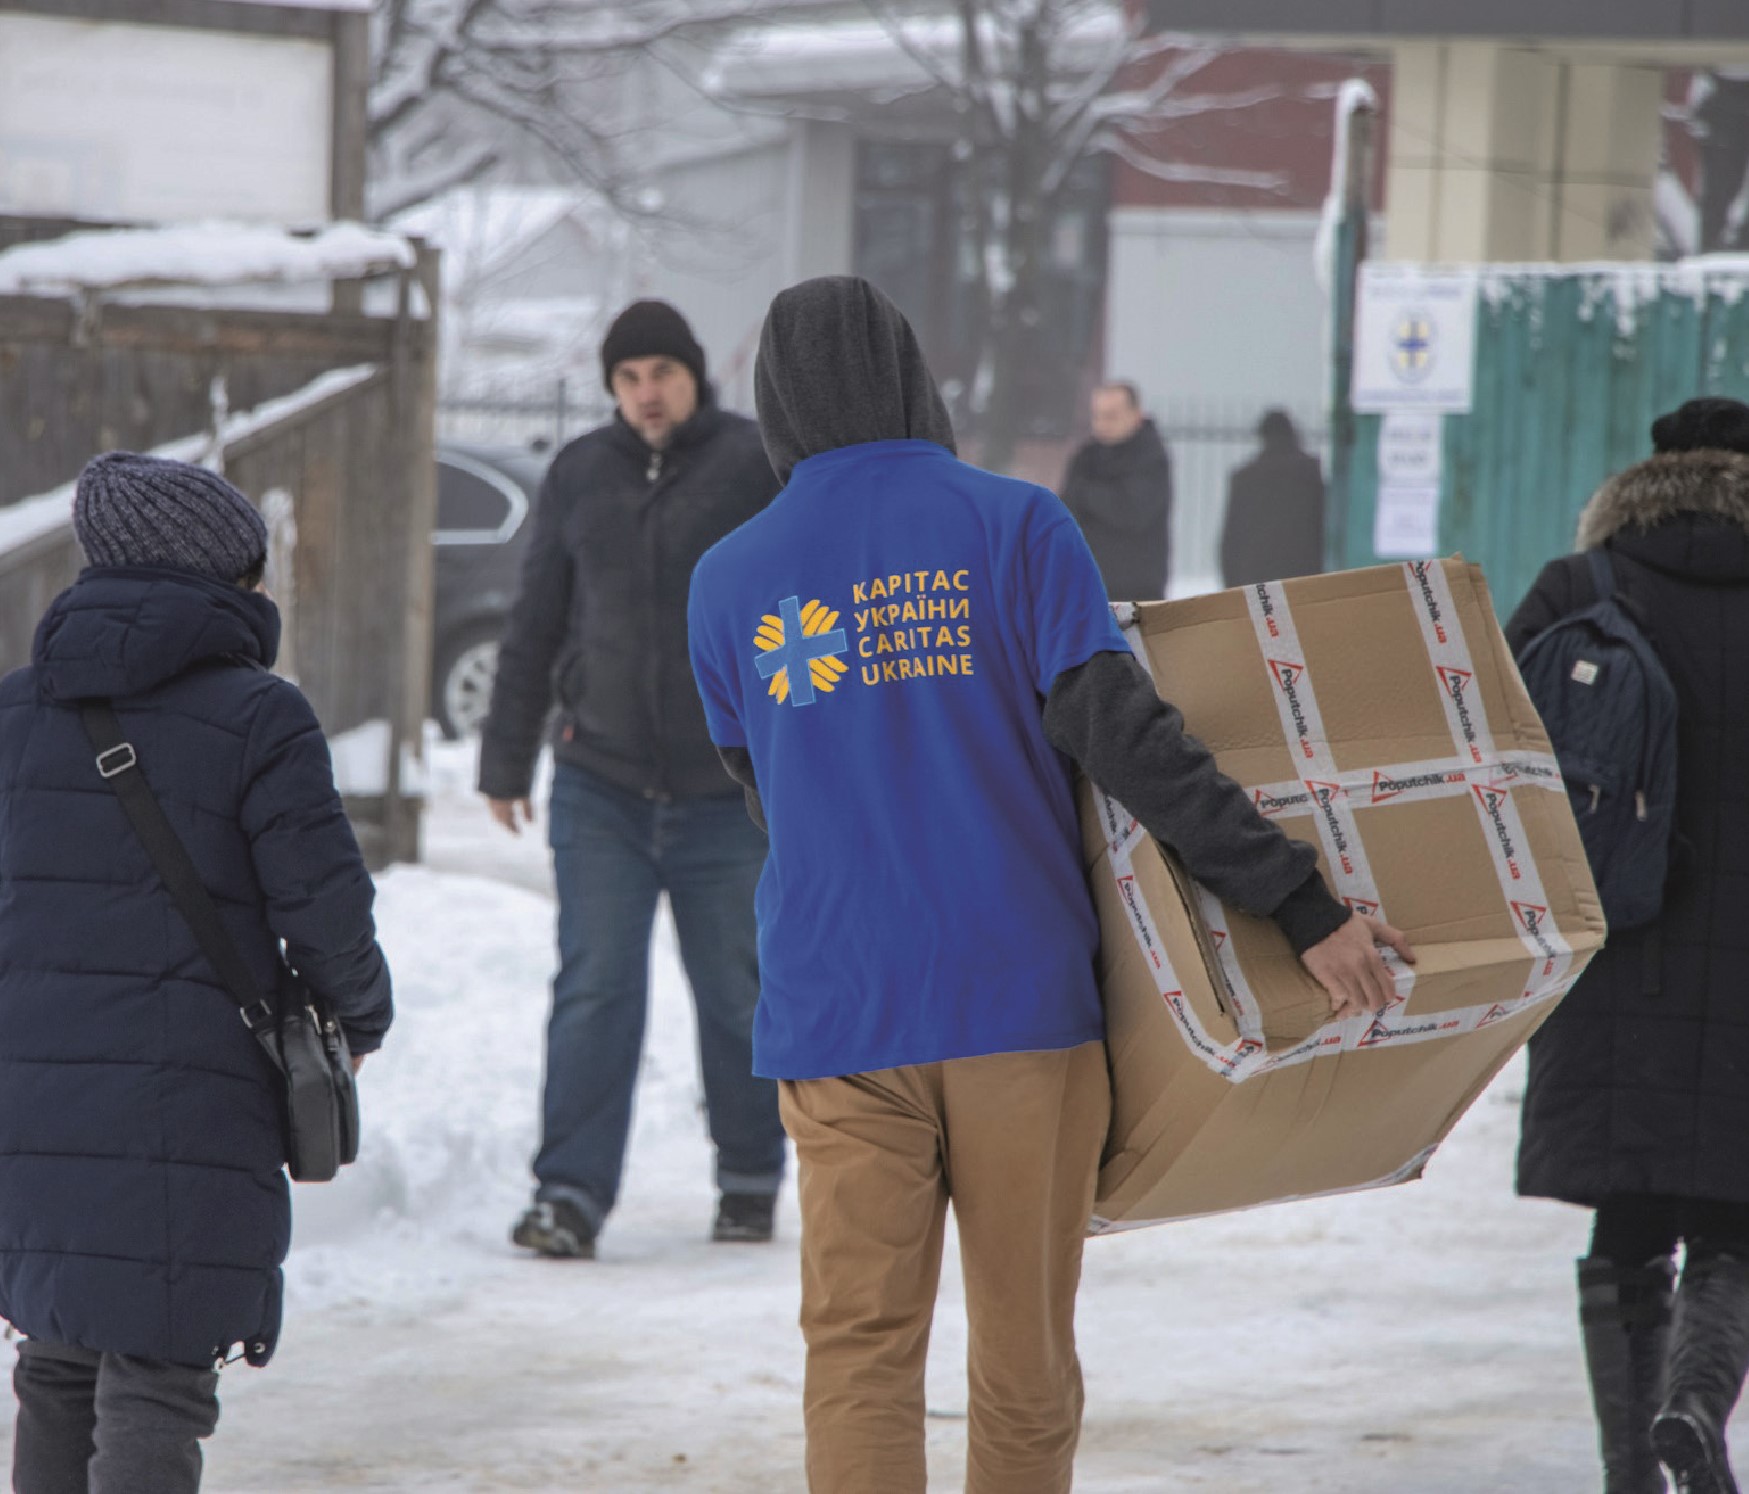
[3,739,1724,1490]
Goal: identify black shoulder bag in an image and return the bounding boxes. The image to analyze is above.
[81,702,359,1183]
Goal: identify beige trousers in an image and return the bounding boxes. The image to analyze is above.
[779,1042,1111,1494]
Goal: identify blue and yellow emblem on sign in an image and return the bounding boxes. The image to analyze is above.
[1389,310,1437,384]
[755,596,849,707]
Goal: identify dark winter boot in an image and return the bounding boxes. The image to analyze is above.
[1580,1255,1676,1494]
[1653,1254,1749,1494]
[712,1192,776,1244]
[511,1199,597,1259]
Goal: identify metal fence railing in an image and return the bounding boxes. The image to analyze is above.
[435,381,1329,598]
[437,376,611,454]
[1156,399,1328,597]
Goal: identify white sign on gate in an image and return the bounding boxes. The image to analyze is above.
[1354,267,1479,415]
[1378,412,1444,484]
[1374,483,1442,558]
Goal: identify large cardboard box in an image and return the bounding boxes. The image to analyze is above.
[1087,560,1607,1231]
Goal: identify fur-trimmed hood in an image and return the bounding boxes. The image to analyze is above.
[1577,449,1749,550]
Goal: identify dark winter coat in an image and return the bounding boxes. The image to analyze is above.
[0,568,392,1369]
[1220,439,1328,588]
[479,395,782,802]
[1511,451,1749,1207]
[1058,422,1173,601]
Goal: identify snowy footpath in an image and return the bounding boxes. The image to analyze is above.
[3,743,1727,1491]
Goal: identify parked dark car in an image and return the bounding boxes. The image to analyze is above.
[431,443,546,739]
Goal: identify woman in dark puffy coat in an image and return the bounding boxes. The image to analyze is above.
[0,453,393,1493]
[1507,398,1749,1494]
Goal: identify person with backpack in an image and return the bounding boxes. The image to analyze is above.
[0,453,394,1493]
[1508,397,1749,1494]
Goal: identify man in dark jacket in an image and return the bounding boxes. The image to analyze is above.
[481,300,787,1258]
[1,453,392,1493]
[1509,396,1749,1494]
[1696,73,1749,252]
[688,277,1411,1493]
[1058,381,1173,600]
[1220,410,1328,588]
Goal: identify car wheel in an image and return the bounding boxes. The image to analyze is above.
[434,621,503,741]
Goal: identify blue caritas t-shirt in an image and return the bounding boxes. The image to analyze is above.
[687,438,1131,1081]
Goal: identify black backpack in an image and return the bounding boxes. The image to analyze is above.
[1514,549,1679,931]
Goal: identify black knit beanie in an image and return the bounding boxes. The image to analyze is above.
[1651,397,1749,457]
[600,300,707,392]
[73,452,268,583]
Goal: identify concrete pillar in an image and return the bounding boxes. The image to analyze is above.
[1386,41,1664,262]
[783,120,855,284]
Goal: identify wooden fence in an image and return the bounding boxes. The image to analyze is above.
[0,245,438,866]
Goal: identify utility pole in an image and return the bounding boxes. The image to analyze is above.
[1327,89,1378,573]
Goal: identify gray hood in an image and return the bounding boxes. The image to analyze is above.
[754,276,957,484]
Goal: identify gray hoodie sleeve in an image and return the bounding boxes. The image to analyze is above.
[1043,650,1351,955]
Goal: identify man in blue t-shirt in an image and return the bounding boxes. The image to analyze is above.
[688,277,1413,1494]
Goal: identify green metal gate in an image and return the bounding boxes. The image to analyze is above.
[1333,266,1749,617]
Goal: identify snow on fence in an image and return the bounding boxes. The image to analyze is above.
[0,233,439,866]
[0,222,414,298]
[0,367,378,699]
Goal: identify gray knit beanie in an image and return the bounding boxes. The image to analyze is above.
[73,452,268,583]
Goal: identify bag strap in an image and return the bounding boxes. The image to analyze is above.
[79,702,279,1040]
[1580,548,1673,801]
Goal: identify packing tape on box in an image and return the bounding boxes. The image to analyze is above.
[1241,580,1416,1030]
[1244,751,1563,818]
[1096,565,1582,1084]
[1401,560,1577,1002]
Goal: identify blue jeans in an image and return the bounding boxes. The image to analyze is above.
[535,762,785,1226]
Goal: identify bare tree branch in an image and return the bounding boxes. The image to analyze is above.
[822,0,1283,468]
[368,0,781,227]
[1099,132,1286,193]
[1096,82,1282,127]
[370,139,502,220]
[862,1,964,94]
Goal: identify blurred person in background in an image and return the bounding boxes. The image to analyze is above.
[1,454,393,1493]
[1058,381,1173,601]
[1220,409,1328,588]
[1509,397,1749,1494]
[480,299,787,1259]
[1693,71,1749,253]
